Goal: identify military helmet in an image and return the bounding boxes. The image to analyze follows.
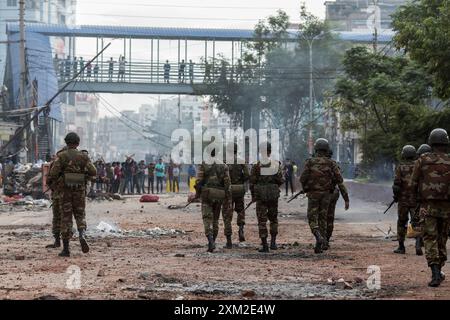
[64,132,80,145]
[417,144,432,155]
[428,128,449,146]
[314,138,329,152]
[401,145,416,159]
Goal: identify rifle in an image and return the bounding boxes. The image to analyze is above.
[383,199,396,214]
[287,190,305,203]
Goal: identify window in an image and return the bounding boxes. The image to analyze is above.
[7,0,17,7]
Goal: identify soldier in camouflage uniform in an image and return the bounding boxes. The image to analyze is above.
[325,149,349,250]
[411,129,450,287]
[49,132,96,257]
[44,147,67,248]
[300,139,349,254]
[249,143,284,253]
[392,145,422,255]
[222,143,250,248]
[196,148,231,252]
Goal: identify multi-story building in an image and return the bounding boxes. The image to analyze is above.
[0,0,76,85]
[325,0,407,31]
[58,93,99,155]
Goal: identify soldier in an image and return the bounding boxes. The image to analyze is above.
[195,149,231,252]
[45,147,67,248]
[249,142,284,253]
[49,132,96,257]
[411,129,450,287]
[392,145,421,255]
[413,144,432,250]
[300,138,349,254]
[222,143,250,248]
[325,149,349,249]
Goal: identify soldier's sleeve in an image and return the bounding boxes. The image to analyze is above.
[392,165,401,198]
[410,158,421,202]
[49,157,62,181]
[86,158,97,178]
[299,160,310,188]
[337,183,349,202]
[249,164,258,196]
[331,161,344,185]
[196,164,205,185]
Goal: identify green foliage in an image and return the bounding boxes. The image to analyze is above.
[334,46,436,164]
[392,0,450,100]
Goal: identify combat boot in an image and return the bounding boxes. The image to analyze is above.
[258,237,269,253]
[58,239,70,257]
[238,225,245,242]
[439,265,446,282]
[313,229,324,254]
[207,235,215,253]
[415,238,423,256]
[79,230,90,254]
[270,235,278,250]
[429,265,441,287]
[224,235,232,249]
[322,240,329,251]
[393,241,405,254]
[45,234,61,248]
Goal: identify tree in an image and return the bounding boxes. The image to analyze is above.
[392,0,450,100]
[333,46,436,176]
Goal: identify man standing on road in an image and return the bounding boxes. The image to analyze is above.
[147,162,155,194]
[249,142,284,253]
[222,143,250,248]
[45,147,67,249]
[284,159,294,197]
[300,138,349,254]
[392,145,421,255]
[49,132,96,257]
[411,129,450,287]
[136,160,146,194]
[196,149,231,252]
[155,158,165,194]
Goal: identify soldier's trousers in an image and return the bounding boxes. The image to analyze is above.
[221,196,245,236]
[397,204,417,241]
[202,200,223,238]
[423,215,449,267]
[256,200,278,239]
[326,190,340,240]
[51,197,61,236]
[307,192,331,238]
[61,189,87,240]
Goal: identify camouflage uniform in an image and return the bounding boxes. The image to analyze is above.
[49,148,96,241]
[327,178,349,242]
[393,160,418,242]
[411,152,450,268]
[249,160,283,246]
[222,161,250,237]
[196,163,231,246]
[47,160,62,237]
[300,150,345,252]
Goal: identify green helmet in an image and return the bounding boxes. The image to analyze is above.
[428,128,449,146]
[314,138,329,152]
[401,145,416,159]
[64,132,80,145]
[417,144,431,155]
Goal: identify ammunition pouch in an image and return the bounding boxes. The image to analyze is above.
[255,183,280,202]
[231,184,246,198]
[202,187,226,203]
[64,172,86,188]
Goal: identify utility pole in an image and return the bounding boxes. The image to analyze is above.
[19,0,29,162]
[308,40,313,155]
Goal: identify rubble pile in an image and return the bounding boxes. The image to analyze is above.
[87,190,124,201]
[3,162,46,198]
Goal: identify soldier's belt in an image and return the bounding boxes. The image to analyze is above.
[231,184,246,198]
[64,172,86,187]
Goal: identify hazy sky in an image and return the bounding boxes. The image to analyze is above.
[73,0,331,117]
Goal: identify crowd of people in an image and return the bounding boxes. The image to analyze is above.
[91,156,197,195]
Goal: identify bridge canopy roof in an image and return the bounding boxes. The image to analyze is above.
[6,23,393,43]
